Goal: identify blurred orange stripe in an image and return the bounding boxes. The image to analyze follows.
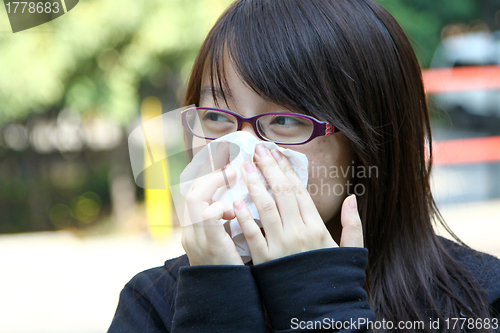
[422,66,500,94]
[433,136,500,165]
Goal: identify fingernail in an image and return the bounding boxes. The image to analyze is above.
[348,194,357,210]
[244,161,255,173]
[224,164,233,172]
[234,199,244,210]
[271,149,282,161]
[256,145,270,157]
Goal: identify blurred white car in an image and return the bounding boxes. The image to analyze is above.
[430,31,500,129]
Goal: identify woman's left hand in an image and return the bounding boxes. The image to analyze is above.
[234,145,364,265]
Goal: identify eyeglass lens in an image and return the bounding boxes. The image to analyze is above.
[186,109,314,143]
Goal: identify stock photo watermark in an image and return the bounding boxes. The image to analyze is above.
[258,162,379,198]
[290,317,499,331]
[3,0,78,33]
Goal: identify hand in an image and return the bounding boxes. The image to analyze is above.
[181,143,244,266]
[233,145,363,265]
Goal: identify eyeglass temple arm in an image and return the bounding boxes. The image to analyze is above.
[325,122,339,135]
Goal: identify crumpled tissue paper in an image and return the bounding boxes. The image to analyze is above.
[179,131,309,262]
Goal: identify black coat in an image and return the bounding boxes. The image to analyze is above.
[108,237,500,332]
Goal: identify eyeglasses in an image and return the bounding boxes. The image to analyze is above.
[181,107,339,145]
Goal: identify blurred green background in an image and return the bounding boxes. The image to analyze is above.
[0,0,499,235]
[0,0,235,234]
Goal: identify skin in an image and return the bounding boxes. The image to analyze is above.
[181,59,364,266]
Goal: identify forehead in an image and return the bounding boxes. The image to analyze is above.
[199,86,233,104]
[198,59,267,112]
[197,54,306,115]
[198,56,241,104]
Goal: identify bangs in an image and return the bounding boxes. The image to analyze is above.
[202,0,345,120]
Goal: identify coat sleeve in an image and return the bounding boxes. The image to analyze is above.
[108,264,267,333]
[171,265,267,333]
[251,247,375,332]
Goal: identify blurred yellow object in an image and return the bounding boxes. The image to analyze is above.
[141,96,172,240]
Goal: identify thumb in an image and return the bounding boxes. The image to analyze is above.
[340,194,364,247]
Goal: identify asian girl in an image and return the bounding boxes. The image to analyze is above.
[108,0,500,332]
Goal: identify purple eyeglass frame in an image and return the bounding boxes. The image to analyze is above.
[181,107,339,145]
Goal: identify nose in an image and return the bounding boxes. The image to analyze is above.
[240,122,260,139]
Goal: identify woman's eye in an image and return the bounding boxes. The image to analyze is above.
[271,116,303,126]
[204,112,230,122]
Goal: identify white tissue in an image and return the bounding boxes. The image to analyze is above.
[179,131,309,262]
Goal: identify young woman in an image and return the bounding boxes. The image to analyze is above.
[108,0,500,332]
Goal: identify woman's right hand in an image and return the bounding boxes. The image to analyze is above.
[181,143,244,266]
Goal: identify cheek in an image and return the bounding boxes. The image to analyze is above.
[191,136,212,155]
[295,137,354,222]
[307,157,349,221]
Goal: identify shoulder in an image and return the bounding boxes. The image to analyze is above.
[122,254,190,308]
[439,236,500,305]
[126,254,190,290]
[108,255,189,332]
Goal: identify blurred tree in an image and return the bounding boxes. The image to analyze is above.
[0,0,234,233]
[0,0,234,125]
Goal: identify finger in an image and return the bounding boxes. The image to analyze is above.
[201,200,236,222]
[181,201,203,254]
[254,145,302,228]
[241,160,283,239]
[192,141,230,185]
[270,149,323,225]
[182,199,207,244]
[186,167,236,225]
[210,141,231,171]
[340,194,364,247]
[234,199,267,262]
[201,201,234,243]
[181,219,196,253]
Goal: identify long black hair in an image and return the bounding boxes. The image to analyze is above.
[183,0,492,331]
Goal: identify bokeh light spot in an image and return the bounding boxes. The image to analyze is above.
[71,192,102,224]
[49,204,72,229]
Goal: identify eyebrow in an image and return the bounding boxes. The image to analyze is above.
[199,87,233,102]
[198,86,306,116]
